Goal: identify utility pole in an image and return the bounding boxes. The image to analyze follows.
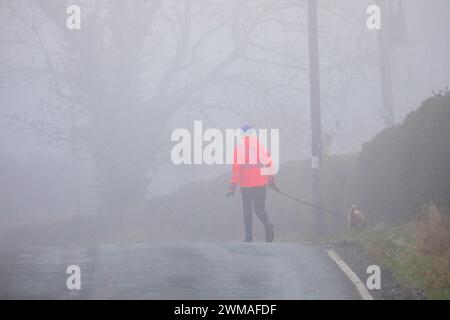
[376,0,395,127]
[307,0,325,238]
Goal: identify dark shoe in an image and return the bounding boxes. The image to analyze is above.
[265,223,274,243]
[244,234,252,243]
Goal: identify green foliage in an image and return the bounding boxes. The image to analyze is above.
[356,91,450,222]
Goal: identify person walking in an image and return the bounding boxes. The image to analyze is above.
[226,125,278,243]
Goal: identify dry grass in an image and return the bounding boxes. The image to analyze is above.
[415,205,450,297]
[338,205,450,299]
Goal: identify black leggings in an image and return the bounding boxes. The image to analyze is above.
[240,186,271,236]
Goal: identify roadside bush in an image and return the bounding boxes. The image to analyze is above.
[356,91,450,222]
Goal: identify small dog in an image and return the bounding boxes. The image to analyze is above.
[347,205,366,229]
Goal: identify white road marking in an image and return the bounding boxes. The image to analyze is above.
[326,249,374,300]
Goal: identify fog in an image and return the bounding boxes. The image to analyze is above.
[0,0,449,247]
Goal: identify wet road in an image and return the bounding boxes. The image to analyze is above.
[0,243,359,299]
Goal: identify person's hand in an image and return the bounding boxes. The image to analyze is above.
[227,185,237,197]
[269,183,279,192]
[268,178,279,192]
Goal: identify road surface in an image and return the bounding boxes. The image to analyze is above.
[0,243,359,299]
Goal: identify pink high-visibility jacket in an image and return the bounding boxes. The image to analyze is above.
[230,135,274,188]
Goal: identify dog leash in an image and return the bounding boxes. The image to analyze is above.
[272,188,347,220]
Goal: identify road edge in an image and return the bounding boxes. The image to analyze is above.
[326,249,374,300]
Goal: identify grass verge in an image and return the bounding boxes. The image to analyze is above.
[335,207,450,300]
